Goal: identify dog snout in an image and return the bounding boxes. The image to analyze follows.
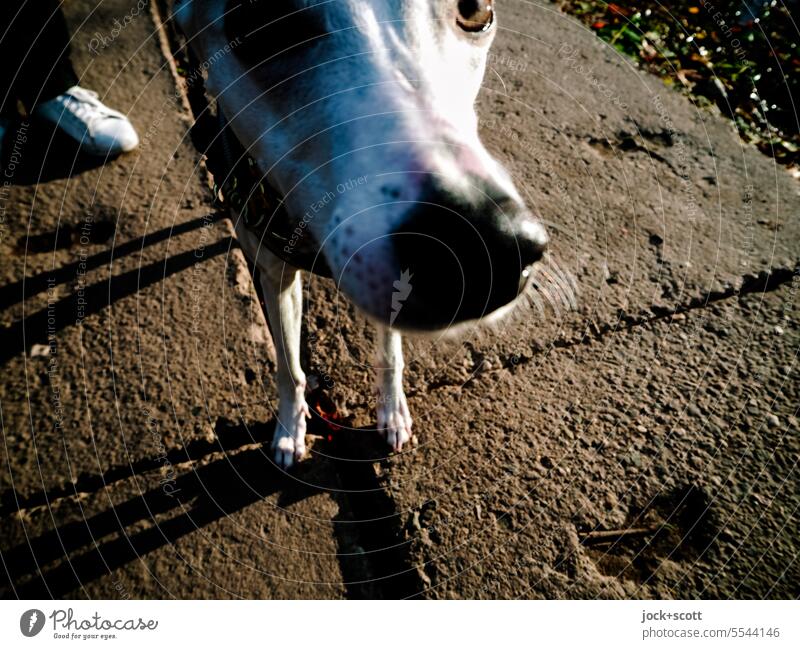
[390,186,548,330]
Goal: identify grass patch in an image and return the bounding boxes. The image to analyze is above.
[554,0,799,166]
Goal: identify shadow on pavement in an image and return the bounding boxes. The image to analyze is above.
[0,213,225,313]
[2,423,328,598]
[0,236,233,365]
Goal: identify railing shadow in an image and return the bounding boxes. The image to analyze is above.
[2,419,331,598]
[0,213,224,312]
[0,236,232,365]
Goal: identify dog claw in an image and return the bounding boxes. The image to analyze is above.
[377,390,413,452]
[271,398,310,469]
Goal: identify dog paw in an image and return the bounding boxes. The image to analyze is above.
[272,399,310,469]
[377,389,413,452]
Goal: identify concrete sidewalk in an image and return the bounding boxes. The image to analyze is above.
[1,0,797,599]
[0,0,347,598]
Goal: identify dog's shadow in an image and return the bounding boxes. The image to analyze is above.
[2,419,332,598]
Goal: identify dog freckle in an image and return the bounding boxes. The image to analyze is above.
[382,185,401,199]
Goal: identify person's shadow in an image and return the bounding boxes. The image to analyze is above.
[3,116,116,184]
[1,419,332,599]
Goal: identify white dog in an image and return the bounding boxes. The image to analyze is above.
[175,0,548,468]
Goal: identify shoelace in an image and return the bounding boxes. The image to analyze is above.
[58,89,118,129]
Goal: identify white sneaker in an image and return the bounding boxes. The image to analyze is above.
[33,86,139,156]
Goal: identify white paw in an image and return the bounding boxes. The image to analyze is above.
[272,398,310,469]
[377,388,413,452]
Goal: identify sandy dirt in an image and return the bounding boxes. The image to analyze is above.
[1,0,797,599]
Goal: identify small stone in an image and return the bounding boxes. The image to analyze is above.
[766,414,780,428]
[30,344,50,357]
[602,262,619,284]
[636,424,648,434]
[416,566,432,587]
[774,325,784,335]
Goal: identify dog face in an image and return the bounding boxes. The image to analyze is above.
[177,0,547,330]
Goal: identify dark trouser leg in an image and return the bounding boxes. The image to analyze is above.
[0,0,79,117]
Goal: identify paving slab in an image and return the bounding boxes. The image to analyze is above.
[0,0,347,599]
[1,0,797,600]
[296,1,800,598]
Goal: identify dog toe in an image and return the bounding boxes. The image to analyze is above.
[272,426,305,469]
[379,408,412,452]
[271,399,309,469]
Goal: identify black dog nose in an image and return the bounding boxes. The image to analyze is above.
[391,190,547,330]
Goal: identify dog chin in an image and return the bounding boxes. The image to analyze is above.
[374,294,523,338]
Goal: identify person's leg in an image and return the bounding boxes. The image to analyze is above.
[0,1,139,156]
[0,0,78,116]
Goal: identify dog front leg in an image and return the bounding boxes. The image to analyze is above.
[375,326,412,451]
[260,253,309,469]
